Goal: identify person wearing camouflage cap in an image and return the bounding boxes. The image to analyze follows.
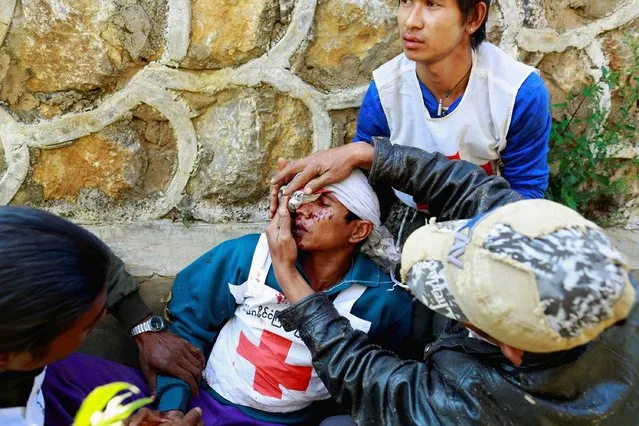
[402,199,634,359]
[267,138,638,425]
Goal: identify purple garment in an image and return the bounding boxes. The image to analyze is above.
[42,353,282,426]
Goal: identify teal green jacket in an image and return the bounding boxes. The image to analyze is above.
[156,234,412,424]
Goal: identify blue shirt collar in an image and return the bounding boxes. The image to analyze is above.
[296,252,389,295]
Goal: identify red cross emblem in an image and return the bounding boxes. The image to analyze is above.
[415,152,494,211]
[445,151,494,175]
[237,330,313,399]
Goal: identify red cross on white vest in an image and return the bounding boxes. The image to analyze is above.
[237,330,313,399]
[445,151,495,175]
[415,152,495,211]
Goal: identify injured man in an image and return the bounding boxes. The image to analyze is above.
[43,170,412,426]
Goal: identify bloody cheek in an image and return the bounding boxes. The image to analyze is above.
[315,211,333,221]
[306,211,332,222]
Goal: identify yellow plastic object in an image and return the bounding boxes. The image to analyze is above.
[72,382,153,426]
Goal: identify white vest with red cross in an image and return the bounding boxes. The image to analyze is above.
[204,234,371,413]
[373,42,536,209]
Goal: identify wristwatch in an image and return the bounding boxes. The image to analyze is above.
[130,315,166,337]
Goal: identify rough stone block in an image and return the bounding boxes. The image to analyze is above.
[180,0,280,69]
[603,29,639,77]
[330,108,359,147]
[486,1,505,45]
[537,48,593,120]
[183,87,312,221]
[13,116,178,221]
[542,0,626,31]
[294,0,401,91]
[517,0,547,29]
[31,132,144,201]
[0,0,166,120]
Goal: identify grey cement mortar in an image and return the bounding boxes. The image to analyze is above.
[84,220,267,276]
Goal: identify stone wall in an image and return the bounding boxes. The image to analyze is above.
[0,0,637,226]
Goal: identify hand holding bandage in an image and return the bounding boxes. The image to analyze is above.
[269,143,375,219]
[265,196,314,304]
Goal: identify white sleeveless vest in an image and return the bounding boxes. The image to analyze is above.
[204,234,371,413]
[373,42,536,208]
[0,368,46,426]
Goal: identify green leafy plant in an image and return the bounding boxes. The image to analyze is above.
[546,37,639,225]
[73,382,153,426]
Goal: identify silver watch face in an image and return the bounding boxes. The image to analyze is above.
[149,316,165,331]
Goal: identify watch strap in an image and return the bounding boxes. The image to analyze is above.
[130,321,152,337]
[130,316,164,337]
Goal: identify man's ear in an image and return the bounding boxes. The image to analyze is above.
[466,1,488,33]
[349,221,374,245]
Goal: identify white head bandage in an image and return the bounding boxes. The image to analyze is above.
[326,170,400,271]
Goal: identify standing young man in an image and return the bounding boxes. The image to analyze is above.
[355,0,550,202]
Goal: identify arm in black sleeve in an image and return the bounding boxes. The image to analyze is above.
[106,251,152,331]
[277,293,484,426]
[368,137,523,221]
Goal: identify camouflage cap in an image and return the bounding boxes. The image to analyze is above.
[401,199,636,353]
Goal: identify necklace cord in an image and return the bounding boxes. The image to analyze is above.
[443,66,472,100]
[437,66,472,117]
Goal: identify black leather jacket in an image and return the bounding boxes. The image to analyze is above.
[277,138,639,425]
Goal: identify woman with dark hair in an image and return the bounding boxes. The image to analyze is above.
[0,206,202,426]
[0,206,111,425]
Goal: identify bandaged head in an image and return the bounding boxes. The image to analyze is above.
[324,170,400,271]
